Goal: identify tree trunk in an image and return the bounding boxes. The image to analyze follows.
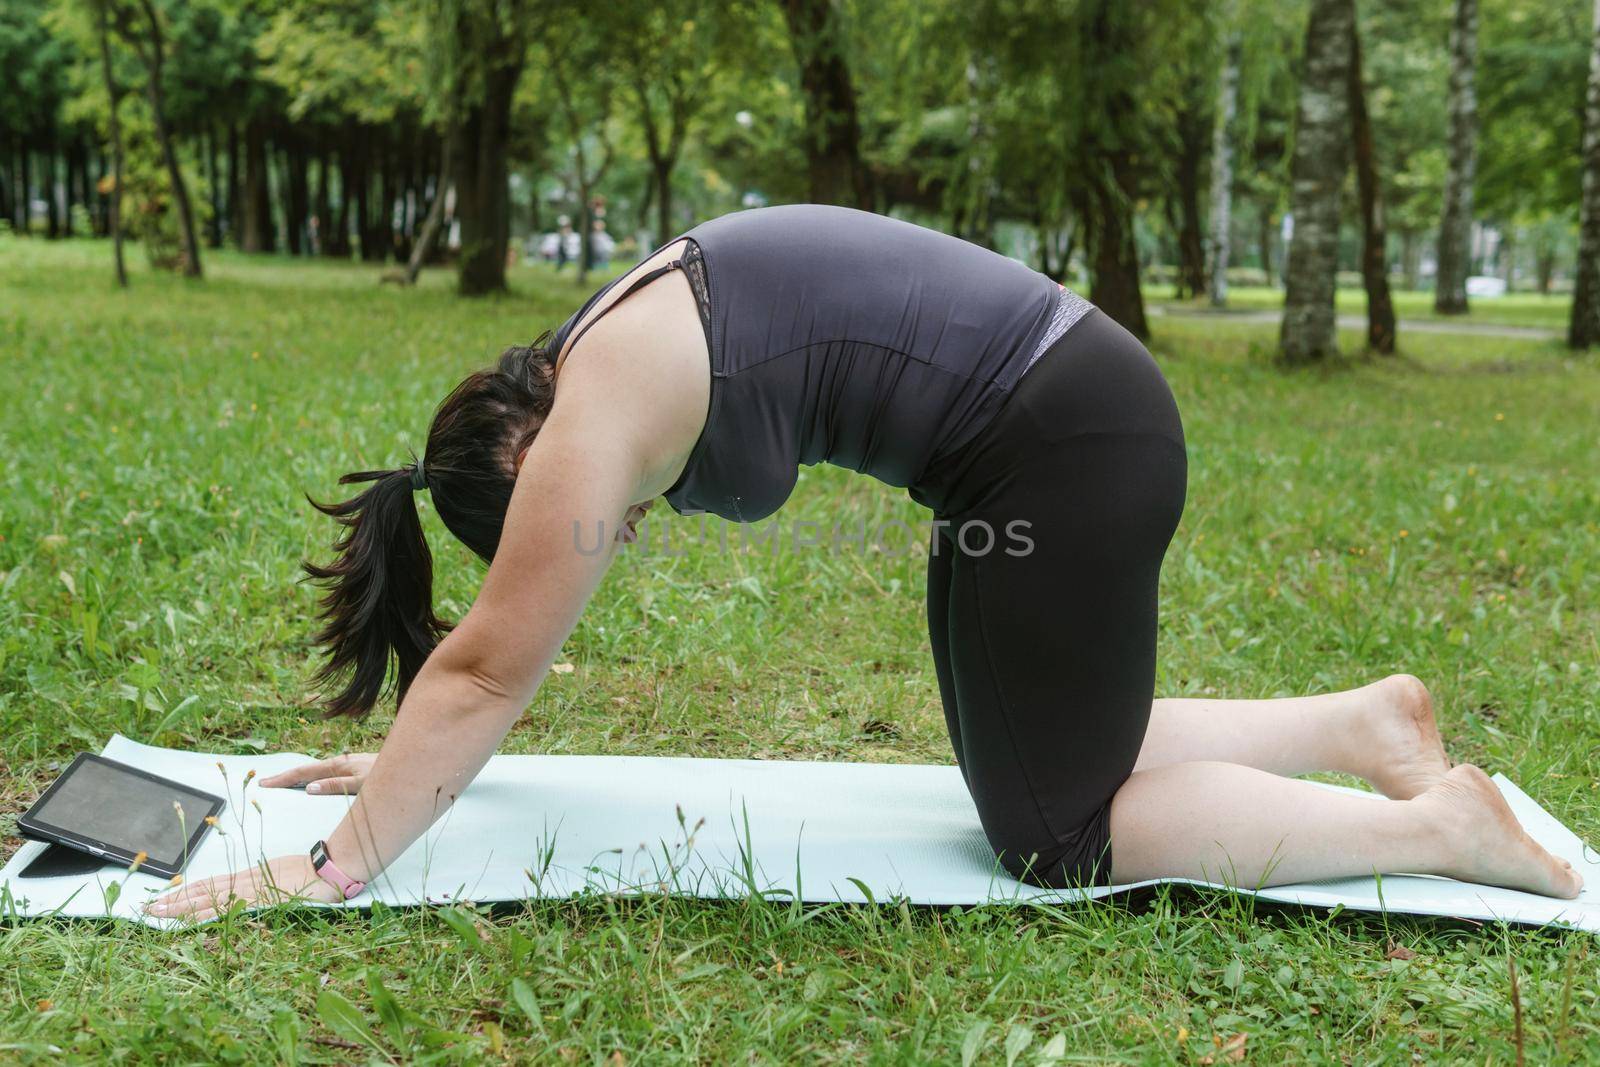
[1499,226,1515,289]
[1349,15,1396,354]
[376,139,396,261]
[1400,228,1420,289]
[1081,0,1149,339]
[1087,175,1148,339]
[241,118,272,253]
[1536,248,1555,294]
[1567,0,1600,348]
[204,125,222,247]
[42,141,60,238]
[15,140,32,234]
[82,139,99,232]
[331,139,351,257]
[62,139,79,237]
[779,0,871,210]
[96,1,126,287]
[284,131,310,255]
[655,157,675,247]
[401,134,453,285]
[226,123,240,245]
[349,128,373,260]
[1208,33,1241,307]
[1279,0,1354,364]
[1433,0,1478,315]
[1258,201,1275,286]
[124,0,201,277]
[455,61,521,295]
[1173,113,1208,299]
[0,144,11,229]
[314,139,331,255]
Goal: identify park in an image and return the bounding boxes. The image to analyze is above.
[3,0,1599,1062]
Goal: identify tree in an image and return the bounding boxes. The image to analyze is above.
[1477,0,1589,296]
[1569,0,1600,347]
[611,0,725,245]
[1433,0,1478,314]
[93,0,125,286]
[2,0,73,236]
[1208,29,1241,307]
[1279,0,1353,365]
[431,0,530,296]
[537,3,619,288]
[1076,0,1154,339]
[1168,64,1212,300]
[1349,8,1395,353]
[779,0,871,209]
[110,0,201,277]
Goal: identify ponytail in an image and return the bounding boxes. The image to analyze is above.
[302,463,452,718]
[301,335,557,717]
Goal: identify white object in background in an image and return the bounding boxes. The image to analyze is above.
[1466,275,1507,297]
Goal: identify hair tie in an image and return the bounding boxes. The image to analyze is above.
[408,462,428,492]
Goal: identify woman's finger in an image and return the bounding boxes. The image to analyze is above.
[146,873,243,916]
[260,758,346,788]
[304,775,364,796]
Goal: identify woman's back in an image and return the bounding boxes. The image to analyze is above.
[669,205,1087,521]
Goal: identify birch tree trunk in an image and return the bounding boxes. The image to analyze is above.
[1349,14,1396,353]
[1208,32,1241,307]
[1433,0,1478,315]
[1279,0,1354,364]
[1568,0,1600,348]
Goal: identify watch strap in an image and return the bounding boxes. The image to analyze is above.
[309,839,367,900]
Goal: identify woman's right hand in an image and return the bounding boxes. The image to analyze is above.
[259,753,378,795]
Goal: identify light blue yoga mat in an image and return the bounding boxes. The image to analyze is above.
[3,735,1596,931]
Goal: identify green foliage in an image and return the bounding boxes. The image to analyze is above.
[258,0,425,124]
[0,0,73,143]
[1477,0,1591,225]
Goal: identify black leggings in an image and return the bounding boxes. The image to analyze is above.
[914,309,1187,887]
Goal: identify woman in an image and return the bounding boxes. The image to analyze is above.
[150,205,1580,920]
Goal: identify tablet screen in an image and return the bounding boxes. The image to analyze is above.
[29,757,221,869]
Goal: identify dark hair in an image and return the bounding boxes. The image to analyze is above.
[302,335,559,717]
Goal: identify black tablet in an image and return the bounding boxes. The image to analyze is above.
[18,753,225,879]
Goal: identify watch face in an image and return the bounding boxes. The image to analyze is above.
[310,840,328,869]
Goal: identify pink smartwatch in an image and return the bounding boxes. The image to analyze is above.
[309,839,367,900]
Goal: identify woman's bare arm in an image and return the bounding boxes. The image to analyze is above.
[146,311,700,919]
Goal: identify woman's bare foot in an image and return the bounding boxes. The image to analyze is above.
[1357,674,1452,800]
[1413,765,1583,899]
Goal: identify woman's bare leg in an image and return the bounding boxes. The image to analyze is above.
[1108,761,1582,898]
[1135,674,1450,799]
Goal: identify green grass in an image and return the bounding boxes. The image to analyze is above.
[2,237,1597,1063]
[1154,284,1573,331]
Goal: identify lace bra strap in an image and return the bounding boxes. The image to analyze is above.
[562,259,683,357]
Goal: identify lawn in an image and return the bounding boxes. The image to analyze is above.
[1153,284,1574,331]
[1,237,1597,1063]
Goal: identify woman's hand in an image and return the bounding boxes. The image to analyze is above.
[142,853,344,922]
[259,754,377,795]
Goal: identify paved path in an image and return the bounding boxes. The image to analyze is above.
[1149,304,1560,341]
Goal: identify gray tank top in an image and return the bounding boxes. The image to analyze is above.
[551,204,1092,522]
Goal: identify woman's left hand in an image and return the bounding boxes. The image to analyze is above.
[143,852,345,922]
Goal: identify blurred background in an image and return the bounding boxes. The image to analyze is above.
[4,0,1598,356]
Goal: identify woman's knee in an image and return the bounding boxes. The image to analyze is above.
[984,800,1117,889]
